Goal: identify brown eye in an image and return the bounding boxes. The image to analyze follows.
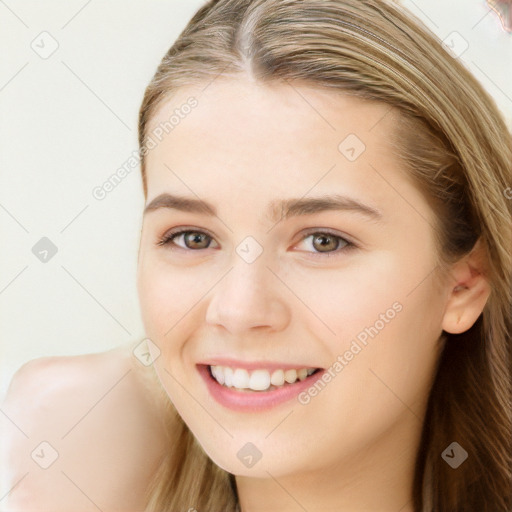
[157,229,216,250]
[294,230,354,257]
[181,231,212,249]
[311,233,342,252]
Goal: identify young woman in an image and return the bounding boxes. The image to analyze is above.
[3,1,511,511]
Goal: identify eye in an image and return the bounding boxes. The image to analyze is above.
[157,228,218,251]
[294,230,355,256]
[156,227,356,256]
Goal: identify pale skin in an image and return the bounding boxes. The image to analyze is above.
[1,342,168,512]
[2,76,490,512]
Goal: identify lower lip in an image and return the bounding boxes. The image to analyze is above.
[197,364,326,412]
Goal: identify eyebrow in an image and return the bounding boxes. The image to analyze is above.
[143,193,383,222]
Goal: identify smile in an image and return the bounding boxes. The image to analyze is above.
[210,365,319,391]
[197,363,326,412]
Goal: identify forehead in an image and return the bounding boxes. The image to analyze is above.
[143,77,411,217]
[146,77,394,146]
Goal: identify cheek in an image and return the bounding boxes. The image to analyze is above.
[283,251,407,341]
[137,257,193,340]
[280,272,442,472]
[137,254,219,362]
[291,247,443,384]
[311,251,443,411]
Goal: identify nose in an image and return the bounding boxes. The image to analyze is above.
[205,257,291,335]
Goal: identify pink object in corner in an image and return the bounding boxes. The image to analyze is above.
[488,0,512,32]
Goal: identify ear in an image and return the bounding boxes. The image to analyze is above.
[441,239,491,334]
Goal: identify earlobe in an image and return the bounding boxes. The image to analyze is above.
[441,240,491,334]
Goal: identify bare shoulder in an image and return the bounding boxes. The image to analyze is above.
[1,341,171,512]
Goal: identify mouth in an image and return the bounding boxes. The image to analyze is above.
[208,364,322,392]
[197,362,326,411]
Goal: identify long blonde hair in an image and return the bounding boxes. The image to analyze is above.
[138,1,512,510]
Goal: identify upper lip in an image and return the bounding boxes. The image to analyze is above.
[197,357,323,372]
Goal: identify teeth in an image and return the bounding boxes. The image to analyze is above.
[284,369,297,383]
[224,367,233,387]
[212,365,224,385]
[249,369,271,391]
[232,369,250,388]
[270,369,284,386]
[297,368,308,381]
[209,365,318,392]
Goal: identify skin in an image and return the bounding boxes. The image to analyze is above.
[137,76,490,512]
[2,76,489,512]
[1,342,168,512]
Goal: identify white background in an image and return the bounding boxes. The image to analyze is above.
[1,0,511,401]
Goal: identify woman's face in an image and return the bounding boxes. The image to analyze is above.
[137,77,449,480]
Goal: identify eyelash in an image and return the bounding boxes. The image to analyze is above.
[156,227,357,257]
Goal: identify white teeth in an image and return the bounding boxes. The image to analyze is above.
[249,369,271,391]
[209,365,318,391]
[232,369,250,388]
[224,367,233,387]
[270,369,285,386]
[284,369,297,383]
[213,366,225,385]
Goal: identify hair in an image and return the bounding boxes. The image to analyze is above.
[137,1,512,510]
